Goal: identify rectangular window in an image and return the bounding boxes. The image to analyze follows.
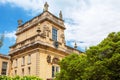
[15,59,17,67]
[1,62,8,75]
[56,66,59,73]
[52,28,57,41]
[52,66,55,77]
[22,56,25,66]
[52,66,60,78]
[28,54,31,64]
[22,68,24,76]
[15,70,17,75]
[28,67,31,75]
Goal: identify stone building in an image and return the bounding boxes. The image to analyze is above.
[0,53,10,76]
[9,2,81,80]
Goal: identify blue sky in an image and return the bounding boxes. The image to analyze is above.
[0,0,120,54]
[0,3,32,54]
[0,0,84,54]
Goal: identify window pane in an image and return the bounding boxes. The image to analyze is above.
[28,67,31,75]
[56,67,59,73]
[15,59,17,67]
[2,62,7,69]
[52,28,57,41]
[1,62,8,75]
[22,57,25,65]
[15,70,17,75]
[22,68,24,76]
[28,55,31,64]
[52,66,55,77]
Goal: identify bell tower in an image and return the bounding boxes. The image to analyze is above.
[14,2,66,50]
[9,2,81,80]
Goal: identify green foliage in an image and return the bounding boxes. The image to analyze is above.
[55,53,88,80]
[0,75,42,80]
[55,32,120,80]
[84,32,120,80]
[0,75,11,80]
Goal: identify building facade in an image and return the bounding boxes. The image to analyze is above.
[9,2,81,80]
[0,54,10,76]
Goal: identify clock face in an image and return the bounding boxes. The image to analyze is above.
[53,41,59,48]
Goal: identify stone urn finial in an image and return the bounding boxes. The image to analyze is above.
[74,41,77,49]
[59,10,63,19]
[17,19,23,26]
[43,2,49,12]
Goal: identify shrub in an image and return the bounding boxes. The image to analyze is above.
[0,75,42,80]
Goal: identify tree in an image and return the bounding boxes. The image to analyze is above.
[55,32,120,80]
[84,32,120,80]
[55,53,88,80]
[0,33,4,48]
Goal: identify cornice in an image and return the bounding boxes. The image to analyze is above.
[65,45,82,53]
[0,54,10,60]
[9,40,72,56]
[9,34,38,48]
[16,11,65,35]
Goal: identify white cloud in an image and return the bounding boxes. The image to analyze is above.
[64,0,120,49]
[4,31,16,39]
[0,0,43,11]
[1,0,120,50]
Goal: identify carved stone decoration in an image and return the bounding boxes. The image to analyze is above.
[37,23,41,34]
[52,57,60,64]
[53,41,59,48]
[37,27,41,34]
[61,34,65,43]
[40,32,46,38]
[43,25,50,37]
[47,55,51,63]
[43,2,49,12]
[61,34,64,38]
[45,27,50,32]
[38,23,41,26]
[46,30,50,37]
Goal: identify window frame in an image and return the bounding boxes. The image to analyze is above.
[22,68,24,76]
[1,62,8,75]
[28,54,31,64]
[15,70,17,75]
[28,67,31,75]
[52,27,58,41]
[52,65,60,78]
[21,56,25,66]
[15,59,18,67]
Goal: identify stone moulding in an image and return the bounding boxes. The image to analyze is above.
[9,40,75,56]
[16,11,65,35]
